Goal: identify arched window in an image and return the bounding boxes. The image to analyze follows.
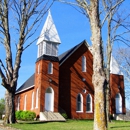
[17,96,20,111]
[82,56,86,72]
[38,64,40,74]
[35,88,39,108]
[86,94,92,112]
[48,62,53,74]
[76,94,83,112]
[115,93,122,113]
[31,92,34,110]
[24,95,27,111]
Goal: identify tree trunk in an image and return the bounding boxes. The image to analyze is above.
[89,1,107,130]
[105,15,112,126]
[4,90,15,124]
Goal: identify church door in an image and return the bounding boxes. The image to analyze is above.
[45,87,54,112]
[115,93,122,113]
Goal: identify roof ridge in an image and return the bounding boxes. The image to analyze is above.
[59,40,88,65]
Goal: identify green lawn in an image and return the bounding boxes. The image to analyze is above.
[9,120,130,130]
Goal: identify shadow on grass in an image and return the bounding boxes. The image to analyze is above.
[110,126,130,129]
[17,120,66,124]
[17,121,48,124]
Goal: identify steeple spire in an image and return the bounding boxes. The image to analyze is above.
[37,10,61,45]
[37,10,61,58]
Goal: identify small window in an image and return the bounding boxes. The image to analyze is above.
[17,96,20,111]
[82,56,86,72]
[38,64,40,74]
[76,94,83,112]
[48,62,53,74]
[36,88,39,108]
[31,92,34,110]
[86,94,92,112]
[24,95,27,111]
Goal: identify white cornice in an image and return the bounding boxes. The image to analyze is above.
[15,85,34,94]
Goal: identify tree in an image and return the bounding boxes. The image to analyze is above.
[58,0,127,129]
[101,0,128,125]
[0,98,5,119]
[0,0,53,124]
[74,1,106,130]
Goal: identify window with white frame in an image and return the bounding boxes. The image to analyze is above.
[31,92,34,110]
[86,94,92,112]
[17,96,20,111]
[35,88,39,108]
[38,64,40,74]
[82,56,86,72]
[115,93,122,113]
[24,95,27,111]
[46,42,58,56]
[76,93,83,112]
[48,62,53,74]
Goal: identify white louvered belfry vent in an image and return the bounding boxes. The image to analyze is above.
[37,11,61,58]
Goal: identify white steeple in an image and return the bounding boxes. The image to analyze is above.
[37,10,61,45]
[37,11,61,58]
[110,56,123,75]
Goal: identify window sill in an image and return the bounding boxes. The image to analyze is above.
[86,111,93,113]
[76,111,83,113]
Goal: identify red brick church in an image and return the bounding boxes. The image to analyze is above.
[15,11,126,120]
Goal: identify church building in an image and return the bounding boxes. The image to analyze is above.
[15,11,126,120]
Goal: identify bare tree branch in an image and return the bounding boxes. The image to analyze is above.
[101,0,124,27]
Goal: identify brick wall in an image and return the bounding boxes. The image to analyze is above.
[59,43,94,119]
[110,74,126,114]
[35,58,59,112]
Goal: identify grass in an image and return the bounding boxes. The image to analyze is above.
[7,120,130,130]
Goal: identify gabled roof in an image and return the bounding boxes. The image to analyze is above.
[59,40,89,65]
[16,40,89,94]
[36,11,61,45]
[16,74,35,94]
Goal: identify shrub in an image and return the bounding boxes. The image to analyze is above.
[15,110,23,120]
[61,113,68,119]
[15,111,36,121]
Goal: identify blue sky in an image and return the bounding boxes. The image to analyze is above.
[0,2,91,98]
[0,1,130,107]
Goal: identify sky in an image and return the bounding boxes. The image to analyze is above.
[0,1,130,107]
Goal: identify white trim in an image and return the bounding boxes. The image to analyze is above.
[115,93,122,114]
[76,93,83,112]
[82,56,86,72]
[45,87,54,112]
[35,88,39,109]
[86,111,93,113]
[17,96,20,111]
[38,64,40,74]
[48,62,53,74]
[31,92,34,110]
[76,111,83,113]
[15,85,34,94]
[24,95,27,111]
[86,94,92,112]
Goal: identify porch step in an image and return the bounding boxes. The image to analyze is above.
[113,113,130,121]
[40,111,66,121]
